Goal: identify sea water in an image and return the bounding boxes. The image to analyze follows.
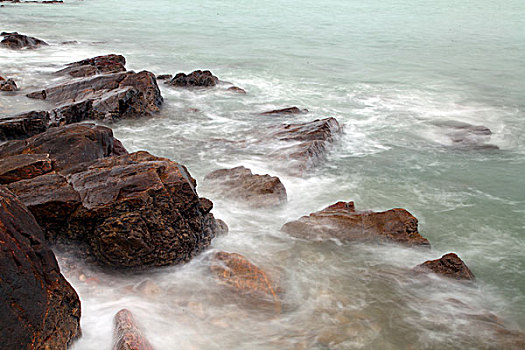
[1,0,524,348]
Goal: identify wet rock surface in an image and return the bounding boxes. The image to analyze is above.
[0,153,54,184]
[0,31,48,49]
[210,251,281,313]
[205,166,287,207]
[0,110,50,141]
[415,253,475,281]
[0,187,81,350]
[2,126,224,269]
[0,76,18,91]
[166,70,219,88]
[113,309,154,350]
[261,106,308,115]
[56,54,127,77]
[282,201,430,247]
[226,86,246,94]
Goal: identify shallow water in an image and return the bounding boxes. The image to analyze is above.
[1,0,525,348]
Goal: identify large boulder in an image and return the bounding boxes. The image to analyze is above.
[0,187,81,350]
[204,166,287,207]
[210,251,281,313]
[269,117,342,174]
[0,31,48,49]
[281,201,430,247]
[26,70,163,123]
[56,54,127,77]
[8,147,224,269]
[414,253,475,281]
[113,309,154,350]
[166,70,219,88]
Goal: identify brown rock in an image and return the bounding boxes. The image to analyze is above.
[56,54,127,77]
[281,201,430,247]
[0,187,81,350]
[156,74,172,80]
[415,253,475,281]
[113,309,154,350]
[166,70,219,88]
[0,111,50,141]
[0,77,18,91]
[227,86,246,94]
[205,166,287,207]
[0,31,48,49]
[210,251,281,313]
[0,153,54,184]
[261,106,308,115]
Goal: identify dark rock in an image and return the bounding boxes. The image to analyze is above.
[0,187,81,349]
[0,153,54,184]
[281,201,430,247]
[0,31,48,49]
[431,120,499,150]
[227,86,246,94]
[156,74,172,80]
[261,107,308,115]
[9,149,225,269]
[270,117,342,174]
[113,309,154,350]
[210,251,281,313]
[26,70,163,123]
[205,166,287,207]
[0,77,18,91]
[415,253,475,281]
[56,54,127,78]
[0,123,116,171]
[0,110,50,141]
[166,70,219,88]
[112,137,129,155]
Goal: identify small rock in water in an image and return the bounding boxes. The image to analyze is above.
[261,106,308,115]
[414,253,475,281]
[0,77,18,91]
[166,70,219,88]
[0,31,48,49]
[156,74,172,80]
[113,309,154,350]
[282,201,430,247]
[227,86,246,94]
[204,166,287,207]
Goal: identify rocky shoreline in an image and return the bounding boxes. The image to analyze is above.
[0,33,522,349]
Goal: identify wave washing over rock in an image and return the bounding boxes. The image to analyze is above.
[1,0,525,349]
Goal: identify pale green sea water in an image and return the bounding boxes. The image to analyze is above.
[1,0,525,349]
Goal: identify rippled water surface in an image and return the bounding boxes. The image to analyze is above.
[1,0,525,348]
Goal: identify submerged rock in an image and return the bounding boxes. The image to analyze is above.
[269,117,342,174]
[281,201,430,247]
[431,120,499,150]
[113,309,154,350]
[56,54,127,77]
[227,86,246,94]
[0,187,81,350]
[27,70,163,122]
[0,31,48,49]
[414,253,475,281]
[0,77,18,91]
[260,106,308,115]
[166,70,219,88]
[210,251,281,313]
[205,166,287,207]
[3,126,224,269]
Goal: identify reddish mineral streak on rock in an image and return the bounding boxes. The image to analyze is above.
[210,251,282,313]
[281,201,430,247]
[113,309,154,350]
[205,166,287,207]
[415,253,475,281]
[0,154,54,184]
[0,187,81,350]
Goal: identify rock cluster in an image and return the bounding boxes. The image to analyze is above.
[0,31,48,49]
[0,187,81,349]
[205,166,287,207]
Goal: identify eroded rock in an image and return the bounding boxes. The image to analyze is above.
[210,251,281,313]
[56,54,127,77]
[0,187,81,350]
[0,153,54,184]
[414,253,475,281]
[0,31,48,49]
[205,166,287,207]
[113,309,154,350]
[281,201,430,247]
[166,70,219,88]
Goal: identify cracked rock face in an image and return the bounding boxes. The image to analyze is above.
[0,187,81,350]
[281,201,430,247]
